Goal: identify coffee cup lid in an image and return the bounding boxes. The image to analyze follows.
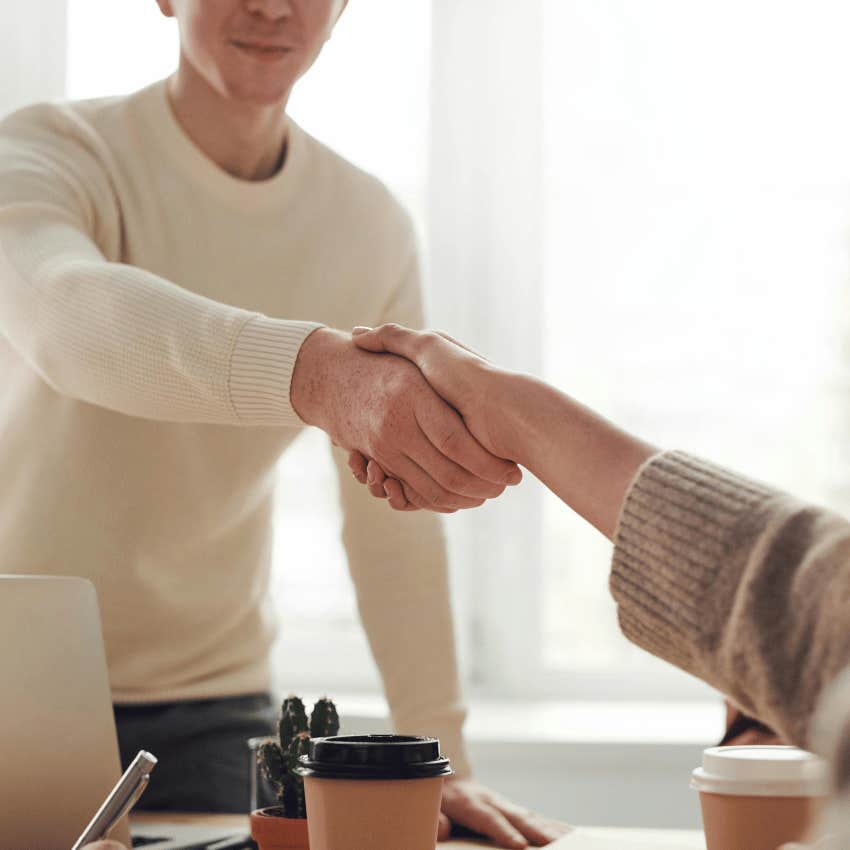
[298,734,453,780]
[691,746,829,798]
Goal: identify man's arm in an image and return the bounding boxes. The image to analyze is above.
[0,108,517,509]
[0,106,320,427]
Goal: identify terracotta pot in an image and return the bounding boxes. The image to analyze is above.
[250,807,310,850]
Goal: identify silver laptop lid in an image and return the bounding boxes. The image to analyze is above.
[0,575,131,850]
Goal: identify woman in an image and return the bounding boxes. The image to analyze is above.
[347,324,850,845]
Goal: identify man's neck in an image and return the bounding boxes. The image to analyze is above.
[167,60,289,182]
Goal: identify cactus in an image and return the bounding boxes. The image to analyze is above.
[279,696,308,745]
[258,695,338,819]
[309,697,340,738]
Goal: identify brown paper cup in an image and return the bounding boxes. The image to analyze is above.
[698,790,823,850]
[299,734,452,850]
[304,775,444,850]
[692,746,828,850]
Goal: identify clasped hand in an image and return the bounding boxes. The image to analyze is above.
[341,324,518,512]
[290,327,520,513]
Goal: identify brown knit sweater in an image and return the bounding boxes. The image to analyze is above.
[610,451,850,830]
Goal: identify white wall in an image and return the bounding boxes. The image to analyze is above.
[1,0,67,117]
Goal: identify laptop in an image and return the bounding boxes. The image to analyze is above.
[0,575,247,850]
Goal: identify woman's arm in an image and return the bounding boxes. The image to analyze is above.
[349,324,850,751]
[349,325,657,537]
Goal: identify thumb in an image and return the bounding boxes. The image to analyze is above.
[351,325,382,351]
[351,324,422,362]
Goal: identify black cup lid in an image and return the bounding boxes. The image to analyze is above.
[298,735,453,780]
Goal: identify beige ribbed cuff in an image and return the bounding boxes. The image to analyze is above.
[610,450,776,673]
[228,316,324,426]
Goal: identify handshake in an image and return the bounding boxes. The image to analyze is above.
[291,324,526,514]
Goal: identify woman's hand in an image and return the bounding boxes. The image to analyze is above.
[82,842,128,850]
[349,325,522,510]
[349,323,657,536]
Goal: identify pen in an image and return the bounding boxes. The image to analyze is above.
[71,750,158,850]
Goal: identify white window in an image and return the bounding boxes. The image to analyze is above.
[537,0,850,697]
[65,0,850,707]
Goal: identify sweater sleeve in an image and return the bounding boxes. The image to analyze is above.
[333,232,471,777]
[610,450,850,749]
[0,105,321,426]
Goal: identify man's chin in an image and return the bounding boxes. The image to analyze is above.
[223,78,294,109]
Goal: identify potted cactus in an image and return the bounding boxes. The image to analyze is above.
[250,695,340,850]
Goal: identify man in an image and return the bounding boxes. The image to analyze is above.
[0,1,566,845]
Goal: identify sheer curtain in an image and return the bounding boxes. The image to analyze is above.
[432,0,850,699]
[0,0,66,117]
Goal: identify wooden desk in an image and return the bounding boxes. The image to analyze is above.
[132,813,706,848]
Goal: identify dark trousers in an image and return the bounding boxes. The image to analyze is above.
[114,693,276,813]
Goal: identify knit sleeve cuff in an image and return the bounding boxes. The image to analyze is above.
[610,450,777,673]
[228,316,324,426]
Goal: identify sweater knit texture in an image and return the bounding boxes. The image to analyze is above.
[0,80,470,775]
[612,450,850,828]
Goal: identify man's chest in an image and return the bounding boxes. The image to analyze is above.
[112,185,390,329]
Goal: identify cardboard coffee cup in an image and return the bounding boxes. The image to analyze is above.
[691,746,829,850]
[299,734,452,850]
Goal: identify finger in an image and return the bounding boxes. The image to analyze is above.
[498,804,573,846]
[366,459,388,499]
[391,451,486,511]
[455,802,528,849]
[437,813,452,842]
[348,450,368,484]
[352,323,428,359]
[409,422,500,501]
[417,401,521,487]
[434,330,487,360]
[401,479,456,514]
[375,445,486,511]
[384,477,425,511]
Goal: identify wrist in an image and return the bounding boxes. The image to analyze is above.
[290,326,349,427]
[485,369,547,464]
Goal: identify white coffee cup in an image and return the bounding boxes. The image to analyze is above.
[691,746,829,850]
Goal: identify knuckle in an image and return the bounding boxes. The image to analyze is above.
[442,467,469,494]
[423,487,445,508]
[434,424,463,457]
[410,330,437,355]
[381,322,403,342]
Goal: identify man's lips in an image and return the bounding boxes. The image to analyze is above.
[230,40,295,58]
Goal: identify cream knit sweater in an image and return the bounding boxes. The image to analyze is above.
[0,80,470,775]
[611,451,850,835]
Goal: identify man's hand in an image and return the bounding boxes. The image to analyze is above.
[346,324,522,511]
[82,843,127,850]
[439,777,572,847]
[291,328,521,512]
